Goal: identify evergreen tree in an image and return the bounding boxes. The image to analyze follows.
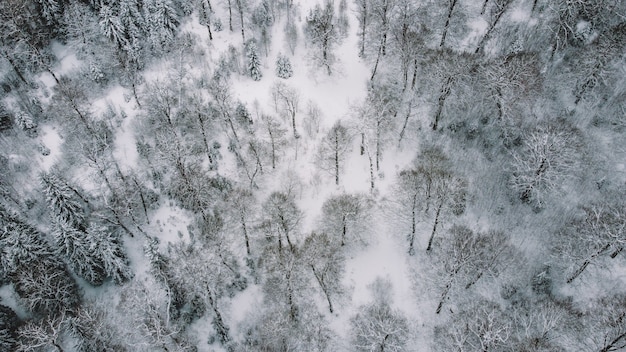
[35,0,63,27]
[0,207,79,317]
[53,219,106,286]
[275,54,293,79]
[119,0,146,46]
[0,205,60,278]
[88,224,133,284]
[246,41,263,81]
[99,4,128,49]
[144,0,179,51]
[0,305,18,351]
[40,172,87,230]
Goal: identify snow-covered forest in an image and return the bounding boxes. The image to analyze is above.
[0,0,625,350]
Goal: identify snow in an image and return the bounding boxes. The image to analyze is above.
[509,5,532,23]
[39,124,63,171]
[0,284,29,320]
[91,85,141,172]
[460,18,489,52]
[149,201,193,250]
[165,1,424,348]
[50,41,82,76]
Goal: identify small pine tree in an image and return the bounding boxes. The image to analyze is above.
[15,111,37,131]
[246,41,263,81]
[275,54,293,79]
[235,102,253,125]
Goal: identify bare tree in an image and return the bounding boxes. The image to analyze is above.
[434,299,511,351]
[409,147,466,252]
[15,314,68,352]
[554,201,626,283]
[260,191,302,254]
[225,188,257,256]
[355,0,369,58]
[440,0,459,48]
[509,121,582,208]
[351,279,409,352]
[271,82,300,138]
[320,193,371,247]
[432,226,511,314]
[302,232,345,313]
[316,120,353,185]
[368,0,397,81]
[358,81,401,172]
[580,294,626,352]
[261,114,288,169]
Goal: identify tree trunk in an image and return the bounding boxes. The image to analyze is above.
[227,0,233,31]
[335,131,340,185]
[408,193,418,255]
[206,24,213,40]
[249,141,264,174]
[380,334,389,352]
[436,279,452,314]
[481,0,489,15]
[360,132,365,155]
[600,331,626,352]
[206,284,231,345]
[280,215,295,252]
[475,2,510,54]
[531,0,538,13]
[367,147,375,192]
[411,58,419,90]
[610,247,623,258]
[286,268,298,321]
[370,44,383,81]
[270,134,276,169]
[359,2,367,57]
[241,212,250,255]
[440,0,458,48]
[198,114,214,166]
[236,0,245,44]
[132,81,142,108]
[433,76,453,131]
[133,177,150,224]
[399,101,413,144]
[341,214,347,246]
[312,265,334,313]
[465,272,483,289]
[427,199,444,251]
[376,119,381,171]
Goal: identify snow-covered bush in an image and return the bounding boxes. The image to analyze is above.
[275,54,293,79]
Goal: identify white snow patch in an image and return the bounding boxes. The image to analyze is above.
[90,85,141,171]
[0,284,29,319]
[509,6,531,23]
[149,202,193,249]
[459,18,489,52]
[39,124,63,171]
[50,41,82,76]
